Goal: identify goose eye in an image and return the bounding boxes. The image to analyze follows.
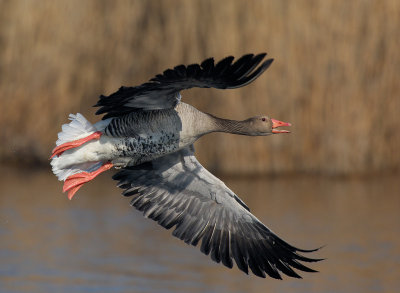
[261,118,266,122]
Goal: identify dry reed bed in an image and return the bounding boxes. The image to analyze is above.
[1,0,399,175]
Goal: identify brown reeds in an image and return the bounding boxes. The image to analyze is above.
[1,0,399,175]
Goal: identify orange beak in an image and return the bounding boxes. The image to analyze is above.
[271,118,291,134]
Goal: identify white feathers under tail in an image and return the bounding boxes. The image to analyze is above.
[51,113,112,181]
[51,160,103,181]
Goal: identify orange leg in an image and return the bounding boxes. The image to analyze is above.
[50,131,102,159]
[63,162,113,200]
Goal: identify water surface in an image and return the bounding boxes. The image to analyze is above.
[0,167,399,292]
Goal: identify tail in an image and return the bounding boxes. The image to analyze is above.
[50,113,110,181]
[56,113,97,146]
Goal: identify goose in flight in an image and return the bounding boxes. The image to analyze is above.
[51,53,321,279]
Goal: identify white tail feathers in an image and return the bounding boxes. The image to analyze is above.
[56,113,97,146]
[51,113,112,181]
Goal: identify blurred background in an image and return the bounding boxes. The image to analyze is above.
[1,0,399,175]
[0,1,399,292]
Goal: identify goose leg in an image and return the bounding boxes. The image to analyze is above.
[63,162,113,200]
[50,131,103,158]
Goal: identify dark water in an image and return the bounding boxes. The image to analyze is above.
[0,166,399,293]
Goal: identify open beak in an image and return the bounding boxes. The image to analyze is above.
[271,118,291,134]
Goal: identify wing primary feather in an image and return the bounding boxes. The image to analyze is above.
[230,235,249,274]
[210,228,222,263]
[220,229,233,268]
[248,238,283,279]
[229,54,254,75]
[246,240,267,278]
[235,53,267,79]
[287,259,319,273]
[229,58,274,89]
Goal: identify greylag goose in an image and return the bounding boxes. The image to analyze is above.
[51,53,321,279]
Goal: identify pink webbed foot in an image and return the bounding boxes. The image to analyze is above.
[63,162,113,200]
[50,131,102,159]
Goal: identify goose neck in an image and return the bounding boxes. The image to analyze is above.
[211,116,251,135]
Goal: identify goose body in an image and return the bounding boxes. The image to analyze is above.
[50,53,321,279]
[103,102,214,163]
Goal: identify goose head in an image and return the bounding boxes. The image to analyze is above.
[245,116,291,136]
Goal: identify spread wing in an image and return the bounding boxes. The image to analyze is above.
[95,53,273,119]
[113,146,321,279]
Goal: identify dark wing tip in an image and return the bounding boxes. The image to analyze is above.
[215,53,273,89]
[149,52,273,90]
[294,244,325,254]
[261,58,274,70]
